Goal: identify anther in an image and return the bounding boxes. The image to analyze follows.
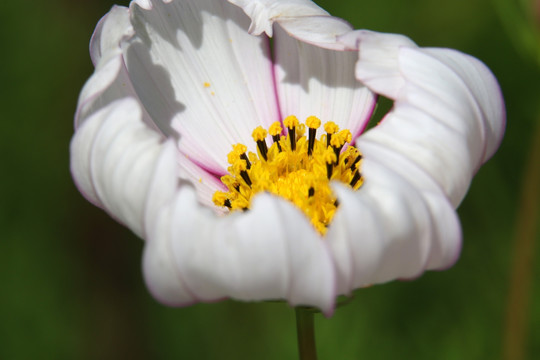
[330,136,345,165]
[306,116,321,156]
[351,155,362,170]
[212,191,231,208]
[228,144,247,165]
[284,115,299,151]
[324,148,336,180]
[339,129,352,144]
[269,121,283,152]
[330,130,352,165]
[324,121,339,147]
[240,170,252,187]
[233,160,252,187]
[230,144,252,169]
[252,126,268,161]
[240,153,251,170]
[350,171,361,188]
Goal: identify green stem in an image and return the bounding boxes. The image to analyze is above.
[295,307,318,360]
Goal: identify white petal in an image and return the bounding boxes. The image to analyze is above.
[70,98,173,238]
[228,0,352,49]
[328,145,461,294]
[143,199,198,306]
[339,30,416,99]
[363,103,475,206]
[124,0,280,174]
[419,48,506,162]
[143,188,336,314]
[77,6,161,134]
[144,139,180,237]
[75,55,160,135]
[357,140,462,270]
[273,25,376,138]
[90,5,133,67]
[350,31,505,205]
[77,5,134,126]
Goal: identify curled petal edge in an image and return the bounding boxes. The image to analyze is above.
[341,30,505,205]
[228,0,353,49]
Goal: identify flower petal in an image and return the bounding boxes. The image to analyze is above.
[76,5,162,135]
[89,5,134,66]
[124,0,280,174]
[70,98,173,238]
[143,188,336,314]
[228,0,353,49]
[328,141,461,294]
[273,24,376,138]
[418,48,506,162]
[356,140,462,270]
[339,30,417,100]
[177,152,227,210]
[347,31,505,205]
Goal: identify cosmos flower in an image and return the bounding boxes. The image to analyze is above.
[71,0,505,316]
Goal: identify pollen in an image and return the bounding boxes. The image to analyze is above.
[213,116,364,235]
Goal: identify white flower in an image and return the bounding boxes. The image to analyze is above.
[70,0,505,316]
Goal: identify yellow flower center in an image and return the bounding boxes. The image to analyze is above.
[212,115,364,235]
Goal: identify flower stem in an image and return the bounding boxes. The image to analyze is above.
[295,307,318,360]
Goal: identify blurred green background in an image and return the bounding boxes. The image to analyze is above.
[1,0,539,359]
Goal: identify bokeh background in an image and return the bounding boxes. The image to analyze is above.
[1,0,539,359]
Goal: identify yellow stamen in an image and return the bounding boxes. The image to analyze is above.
[269,122,283,136]
[284,115,299,129]
[214,116,364,235]
[252,126,269,161]
[330,131,347,148]
[324,121,339,134]
[306,116,321,129]
[252,126,267,142]
[269,121,283,152]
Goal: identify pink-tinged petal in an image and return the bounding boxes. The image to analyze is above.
[273,25,376,138]
[143,188,336,314]
[124,0,279,174]
[349,31,505,205]
[177,153,227,210]
[228,0,352,50]
[71,98,170,238]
